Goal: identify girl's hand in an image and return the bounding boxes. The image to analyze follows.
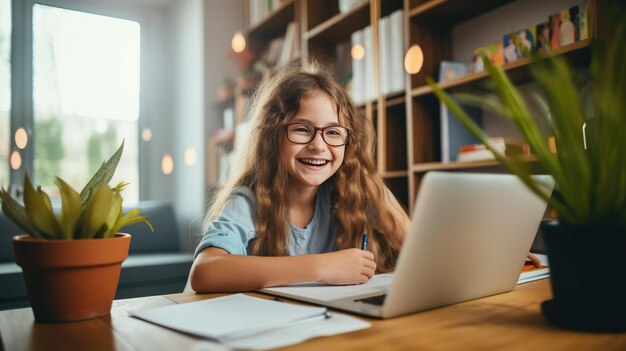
[316,249,376,285]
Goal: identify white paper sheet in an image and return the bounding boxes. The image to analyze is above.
[261,273,395,301]
[225,312,370,350]
[130,293,370,350]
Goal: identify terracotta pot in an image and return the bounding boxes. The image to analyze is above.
[541,221,626,332]
[12,233,131,323]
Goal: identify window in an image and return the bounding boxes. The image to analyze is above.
[0,0,10,189]
[31,4,140,202]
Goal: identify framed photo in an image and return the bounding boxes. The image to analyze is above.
[438,61,468,83]
[472,42,503,72]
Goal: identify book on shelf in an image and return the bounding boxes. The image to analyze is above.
[471,3,588,70]
[558,6,580,47]
[440,104,482,163]
[456,137,528,163]
[248,0,281,26]
[579,1,589,40]
[378,15,391,95]
[334,40,352,87]
[388,9,405,94]
[535,21,550,52]
[276,22,296,67]
[503,26,536,63]
[338,0,368,14]
[472,42,503,72]
[362,25,375,102]
[264,37,285,67]
[548,5,581,49]
[353,9,404,101]
[438,61,469,83]
[350,30,364,104]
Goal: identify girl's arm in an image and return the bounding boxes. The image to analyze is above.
[190,247,376,293]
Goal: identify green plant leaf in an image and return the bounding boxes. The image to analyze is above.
[23,175,63,239]
[102,190,123,238]
[56,177,81,240]
[0,188,44,239]
[80,182,113,239]
[79,141,124,205]
[111,208,154,235]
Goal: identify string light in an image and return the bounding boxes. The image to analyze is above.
[184,146,197,166]
[231,32,246,53]
[161,154,174,175]
[15,128,28,149]
[351,44,365,61]
[10,151,22,170]
[142,128,152,141]
[404,44,424,74]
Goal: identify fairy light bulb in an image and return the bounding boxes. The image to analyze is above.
[351,44,365,61]
[10,151,22,170]
[404,44,424,74]
[231,32,246,53]
[184,146,197,166]
[15,128,28,149]
[161,154,174,175]
[142,128,152,142]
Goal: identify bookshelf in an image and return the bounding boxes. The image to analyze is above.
[215,0,609,211]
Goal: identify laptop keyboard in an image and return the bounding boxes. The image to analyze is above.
[355,294,387,306]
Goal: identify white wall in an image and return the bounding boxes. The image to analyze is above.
[170,0,204,250]
[168,0,244,251]
[140,2,175,205]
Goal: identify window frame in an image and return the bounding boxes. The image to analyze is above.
[8,0,154,200]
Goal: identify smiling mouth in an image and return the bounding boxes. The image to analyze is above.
[298,158,329,167]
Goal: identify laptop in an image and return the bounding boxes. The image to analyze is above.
[261,171,554,318]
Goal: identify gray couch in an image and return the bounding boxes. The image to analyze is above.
[0,201,193,310]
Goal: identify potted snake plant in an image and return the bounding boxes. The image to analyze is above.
[428,14,626,332]
[0,142,153,322]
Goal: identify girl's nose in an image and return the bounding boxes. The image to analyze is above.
[308,131,327,150]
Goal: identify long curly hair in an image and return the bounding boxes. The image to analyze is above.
[205,60,403,271]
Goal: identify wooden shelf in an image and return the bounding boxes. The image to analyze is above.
[385,93,406,107]
[247,0,295,39]
[411,40,592,98]
[411,155,537,173]
[218,0,607,211]
[305,1,370,42]
[211,130,235,146]
[408,0,516,25]
[382,170,409,179]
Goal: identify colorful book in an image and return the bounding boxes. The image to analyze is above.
[472,42,503,72]
[559,6,580,46]
[536,21,551,52]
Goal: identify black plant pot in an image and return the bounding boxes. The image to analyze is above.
[541,220,626,332]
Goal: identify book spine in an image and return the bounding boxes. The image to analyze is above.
[351,30,364,105]
[379,16,390,96]
[362,25,374,102]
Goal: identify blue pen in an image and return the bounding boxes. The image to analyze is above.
[361,233,368,251]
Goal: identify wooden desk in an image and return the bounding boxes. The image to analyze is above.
[1,279,625,351]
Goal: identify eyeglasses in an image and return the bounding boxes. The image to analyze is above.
[284,122,351,146]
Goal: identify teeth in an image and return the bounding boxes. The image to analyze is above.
[300,158,328,166]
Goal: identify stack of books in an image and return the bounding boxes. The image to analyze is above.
[457,137,529,162]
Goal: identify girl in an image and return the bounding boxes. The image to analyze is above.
[190,60,409,293]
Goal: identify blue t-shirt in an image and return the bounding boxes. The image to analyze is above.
[194,182,337,258]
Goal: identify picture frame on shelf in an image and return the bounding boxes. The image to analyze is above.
[438,61,468,83]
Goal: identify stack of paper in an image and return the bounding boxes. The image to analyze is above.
[131,294,370,350]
